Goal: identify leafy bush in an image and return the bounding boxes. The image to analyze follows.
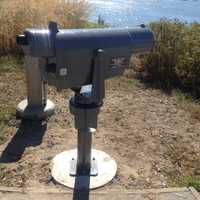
[140,19,200,97]
[0,0,89,55]
[180,176,200,191]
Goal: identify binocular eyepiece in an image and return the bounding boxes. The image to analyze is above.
[16,34,28,45]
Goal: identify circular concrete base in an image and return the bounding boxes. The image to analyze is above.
[16,99,55,120]
[51,149,117,190]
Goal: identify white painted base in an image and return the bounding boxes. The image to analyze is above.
[51,149,117,190]
[16,99,55,120]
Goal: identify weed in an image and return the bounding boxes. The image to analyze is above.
[179,176,200,191]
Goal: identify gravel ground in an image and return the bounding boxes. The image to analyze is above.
[0,70,199,191]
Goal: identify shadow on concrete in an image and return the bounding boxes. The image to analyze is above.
[73,175,90,200]
[0,119,47,163]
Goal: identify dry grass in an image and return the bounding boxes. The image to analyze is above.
[0,56,25,144]
[172,90,200,121]
[0,0,89,55]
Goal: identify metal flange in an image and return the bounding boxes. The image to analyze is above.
[16,99,55,120]
[51,149,117,190]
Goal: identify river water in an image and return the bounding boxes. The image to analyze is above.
[89,0,200,27]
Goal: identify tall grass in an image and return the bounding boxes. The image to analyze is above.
[0,0,89,55]
[139,19,200,97]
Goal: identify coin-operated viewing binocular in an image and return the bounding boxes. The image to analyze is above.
[17,22,154,189]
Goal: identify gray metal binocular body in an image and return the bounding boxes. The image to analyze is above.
[17,22,154,92]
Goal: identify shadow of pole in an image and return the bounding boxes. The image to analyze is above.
[0,119,47,163]
[73,175,90,200]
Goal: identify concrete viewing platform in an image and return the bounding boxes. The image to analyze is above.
[0,187,199,200]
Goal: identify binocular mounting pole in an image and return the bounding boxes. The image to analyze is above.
[51,50,117,189]
[69,93,101,177]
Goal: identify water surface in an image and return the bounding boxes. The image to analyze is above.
[89,0,200,27]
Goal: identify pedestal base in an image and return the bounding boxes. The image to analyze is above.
[16,99,55,120]
[51,149,117,190]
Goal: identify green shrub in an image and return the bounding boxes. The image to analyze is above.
[180,176,200,191]
[176,23,200,96]
[141,19,200,97]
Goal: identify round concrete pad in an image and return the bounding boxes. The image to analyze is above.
[16,99,55,120]
[51,149,117,190]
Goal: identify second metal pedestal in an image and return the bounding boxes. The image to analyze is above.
[16,56,55,120]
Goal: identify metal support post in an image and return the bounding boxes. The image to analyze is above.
[51,50,117,189]
[51,93,117,189]
[69,94,99,177]
[77,129,92,175]
[16,56,55,120]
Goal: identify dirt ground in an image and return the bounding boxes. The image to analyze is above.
[0,69,200,191]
